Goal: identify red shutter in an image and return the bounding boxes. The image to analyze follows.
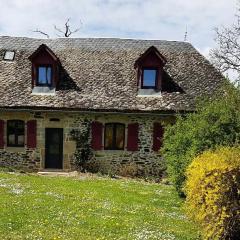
[152,122,164,152]
[127,123,139,151]
[91,121,103,150]
[0,120,4,148]
[27,120,37,148]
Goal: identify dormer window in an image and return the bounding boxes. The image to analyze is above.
[29,44,59,94]
[142,68,158,89]
[135,46,167,93]
[37,65,52,86]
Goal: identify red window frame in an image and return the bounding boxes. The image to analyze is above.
[141,67,159,89]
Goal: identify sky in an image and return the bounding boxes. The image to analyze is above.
[0,0,238,58]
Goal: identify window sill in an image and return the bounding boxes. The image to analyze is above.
[104,149,125,151]
[5,147,26,153]
[31,86,56,96]
[137,89,162,97]
[95,149,126,153]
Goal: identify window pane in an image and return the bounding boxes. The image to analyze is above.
[17,135,24,146]
[143,69,157,87]
[46,67,52,84]
[38,66,52,85]
[116,124,125,149]
[7,120,24,146]
[17,121,24,134]
[8,121,15,134]
[8,134,15,145]
[16,121,24,146]
[4,51,15,61]
[38,67,47,84]
[105,124,114,149]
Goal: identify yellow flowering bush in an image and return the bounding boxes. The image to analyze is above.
[185,147,240,239]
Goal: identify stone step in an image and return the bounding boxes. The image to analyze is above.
[37,170,74,177]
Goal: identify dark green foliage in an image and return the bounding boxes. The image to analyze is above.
[162,84,240,195]
[70,120,94,171]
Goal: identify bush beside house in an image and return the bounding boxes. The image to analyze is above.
[185,147,240,240]
[161,84,240,238]
[162,85,240,195]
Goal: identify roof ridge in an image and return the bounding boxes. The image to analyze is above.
[0,35,192,45]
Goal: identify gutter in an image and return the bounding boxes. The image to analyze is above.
[0,107,193,116]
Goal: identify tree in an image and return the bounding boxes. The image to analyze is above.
[33,18,82,38]
[54,18,81,37]
[162,84,240,195]
[210,2,240,85]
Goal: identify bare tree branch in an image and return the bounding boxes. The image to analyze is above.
[210,1,240,84]
[33,18,82,38]
[32,29,50,39]
[54,25,66,35]
[54,18,82,38]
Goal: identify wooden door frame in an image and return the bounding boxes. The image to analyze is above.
[45,128,63,169]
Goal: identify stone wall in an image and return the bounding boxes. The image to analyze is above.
[0,111,175,175]
[82,114,175,177]
[0,112,41,171]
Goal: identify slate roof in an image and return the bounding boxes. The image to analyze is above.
[0,36,225,113]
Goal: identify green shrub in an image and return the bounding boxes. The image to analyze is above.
[185,147,240,240]
[162,85,240,195]
[70,120,94,171]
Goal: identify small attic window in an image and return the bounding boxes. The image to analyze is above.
[37,65,52,86]
[3,51,15,61]
[29,44,59,91]
[142,68,158,88]
[135,46,167,93]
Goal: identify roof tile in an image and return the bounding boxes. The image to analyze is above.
[0,36,225,112]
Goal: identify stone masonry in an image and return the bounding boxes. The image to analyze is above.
[0,111,175,174]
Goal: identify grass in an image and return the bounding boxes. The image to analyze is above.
[0,172,200,240]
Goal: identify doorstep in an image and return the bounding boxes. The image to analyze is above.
[37,169,72,176]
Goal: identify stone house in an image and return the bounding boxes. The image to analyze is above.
[0,36,224,173]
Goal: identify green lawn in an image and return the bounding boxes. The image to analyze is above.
[0,172,200,240]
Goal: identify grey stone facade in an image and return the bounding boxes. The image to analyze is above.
[0,36,224,176]
[0,111,175,175]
